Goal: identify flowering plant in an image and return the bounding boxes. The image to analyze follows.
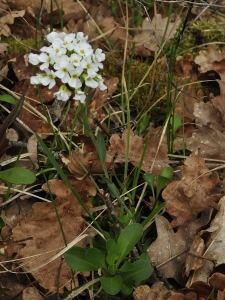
[28,31,107,103]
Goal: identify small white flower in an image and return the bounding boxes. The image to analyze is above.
[39,53,54,70]
[93,48,105,62]
[81,56,99,76]
[73,90,86,103]
[76,32,88,43]
[74,42,93,57]
[28,53,40,65]
[54,85,70,101]
[95,74,107,90]
[30,75,41,85]
[70,53,82,67]
[39,69,56,89]
[61,34,75,51]
[40,46,50,53]
[68,67,83,88]
[85,76,99,88]
[54,59,74,83]
[46,31,59,43]
[58,32,67,40]
[47,39,66,56]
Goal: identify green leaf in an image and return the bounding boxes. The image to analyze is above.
[170,114,181,136]
[143,173,155,199]
[159,167,174,179]
[134,15,143,27]
[100,275,122,295]
[106,252,118,265]
[123,259,153,283]
[86,248,106,269]
[0,94,16,105]
[117,213,133,227]
[121,283,133,295]
[116,223,143,266]
[106,238,117,253]
[106,238,118,264]
[96,132,106,163]
[0,167,36,184]
[139,253,150,261]
[141,202,166,227]
[119,261,133,272]
[108,264,117,275]
[156,167,174,197]
[64,246,99,272]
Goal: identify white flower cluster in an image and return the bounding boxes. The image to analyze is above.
[28,31,107,102]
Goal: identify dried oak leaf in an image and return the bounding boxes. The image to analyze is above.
[199,195,225,266]
[65,150,104,179]
[22,287,44,300]
[146,210,211,285]
[0,10,25,36]
[186,125,225,159]
[193,102,225,132]
[185,196,225,288]
[8,178,94,292]
[174,55,199,78]
[172,55,203,127]
[162,157,221,228]
[134,14,181,53]
[174,80,202,124]
[194,45,225,73]
[106,128,169,175]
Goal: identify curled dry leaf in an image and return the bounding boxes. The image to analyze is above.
[106,128,169,176]
[65,150,104,180]
[7,178,94,292]
[67,151,92,179]
[162,157,221,228]
[209,272,225,291]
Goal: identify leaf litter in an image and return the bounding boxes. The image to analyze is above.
[1,1,225,299]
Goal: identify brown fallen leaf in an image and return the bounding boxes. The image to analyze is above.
[198,196,225,266]
[133,14,181,53]
[146,210,211,285]
[106,127,169,176]
[193,102,225,132]
[133,282,188,300]
[0,10,25,36]
[194,45,225,73]
[186,125,225,159]
[7,178,94,292]
[65,150,104,180]
[209,272,225,291]
[162,157,221,228]
[22,286,44,300]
